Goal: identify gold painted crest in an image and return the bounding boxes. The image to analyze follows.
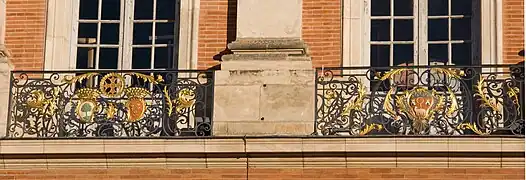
[75,88,100,123]
[124,87,150,122]
[100,73,125,98]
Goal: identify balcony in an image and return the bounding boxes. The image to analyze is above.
[315,64,525,136]
[5,70,215,138]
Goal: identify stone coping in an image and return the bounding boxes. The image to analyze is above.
[0,137,522,155]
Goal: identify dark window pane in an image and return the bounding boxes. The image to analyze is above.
[371,45,390,67]
[99,48,119,69]
[155,23,175,44]
[428,19,448,41]
[429,44,449,64]
[133,23,153,44]
[452,18,471,40]
[79,0,98,20]
[428,0,448,16]
[102,0,120,20]
[371,0,390,16]
[76,47,97,69]
[100,23,120,44]
[371,20,390,41]
[132,48,152,69]
[157,0,177,20]
[394,19,413,41]
[394,0,413,16]
[452,43,471,65]
[78,23,98,40]
[394,44,414,65]
[452,0,472,15]
[154,47,172,69]
[134,0,153,19]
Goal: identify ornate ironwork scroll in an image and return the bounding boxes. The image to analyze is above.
[315,65,524,136]
[6,70,214,138]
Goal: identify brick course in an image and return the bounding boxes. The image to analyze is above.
[0,168,523,180]
[503,0,525,64]
[4,0,46,71]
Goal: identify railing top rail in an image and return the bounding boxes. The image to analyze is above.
[10,69,216,73]
[315,64,524,70]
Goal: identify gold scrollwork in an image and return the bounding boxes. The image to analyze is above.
[457,123,491,135]
[359,124,383,135]
[176,88,196,113]
[342,80,366,115]
[127,73,164,84]
[507,84,521,114]
[27,88,60,116]
[124,87,151,122]
[100,73,125,98]
[474,77,499,112]
[63,72,99,84]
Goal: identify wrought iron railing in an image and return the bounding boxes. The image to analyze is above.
[6,70,214,138]
[315,64,525,136]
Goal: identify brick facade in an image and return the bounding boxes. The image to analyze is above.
[4,0,46,71]
[503,0,525,64]
[3,0,523,70]
[0,168,523,180]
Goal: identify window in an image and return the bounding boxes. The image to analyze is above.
[76,0,180,70]
[44,0,200,70]
[342,0,497,67]
[369,0,477,67]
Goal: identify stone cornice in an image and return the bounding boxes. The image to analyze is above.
[0,45,10,58]
[0,137,523,169]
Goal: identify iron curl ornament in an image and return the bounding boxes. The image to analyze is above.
[315,65,524,136]
[6,70,215,138]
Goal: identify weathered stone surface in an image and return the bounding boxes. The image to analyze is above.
[237,0,302,38]
[215,70,314,86]
[260,84,313,122]
[0,45,11,138]
[213,85,261,123]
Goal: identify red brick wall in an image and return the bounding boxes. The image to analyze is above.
[0,168,523,180]
[503,0,525,64]
[4,0,46,71]
[196,0,342,69]
[303,0,342,68]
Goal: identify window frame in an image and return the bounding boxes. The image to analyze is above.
[342,0,501,67]
[44,0,200,71]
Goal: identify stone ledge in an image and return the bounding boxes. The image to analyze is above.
[0,137,522,154]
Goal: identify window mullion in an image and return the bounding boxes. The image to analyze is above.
[121,0,134,70]
[417,0,428,66]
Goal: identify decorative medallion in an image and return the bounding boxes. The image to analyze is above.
[396,87,444,133]
[75,88,100,123]
[100,73,125,98]
[125,87,150,122]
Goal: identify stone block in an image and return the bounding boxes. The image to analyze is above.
[260,84,313,122]
[448,157,501,168]
[237,0,302,38]
[1,140,44,154]
[164,139,205,153]
[166,157,207,168]
[248,157,303,168]
[396,157,448,167]
[103,139,164,153]
[3,156,47,169]
[226,122,311,135]
[215,69,314,86]
[502,157,525,168]
[213,85,261,122]
[44,140,104,154]
[46,155,107,169]
[448,138,501,152]
[396,138,448,152]
[205,139,244,153]
[206,157,247,168]
[221,60,312,71]
[345,138,395,152]
[302,138,346,152]
[501,138,524,152]
[246,138,302,152]
[346,156,396,167]
[303,157,347,168]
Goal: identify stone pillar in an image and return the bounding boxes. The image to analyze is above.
[213,0,314,135]
[0,0,6,45]
[0,45,12,138]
